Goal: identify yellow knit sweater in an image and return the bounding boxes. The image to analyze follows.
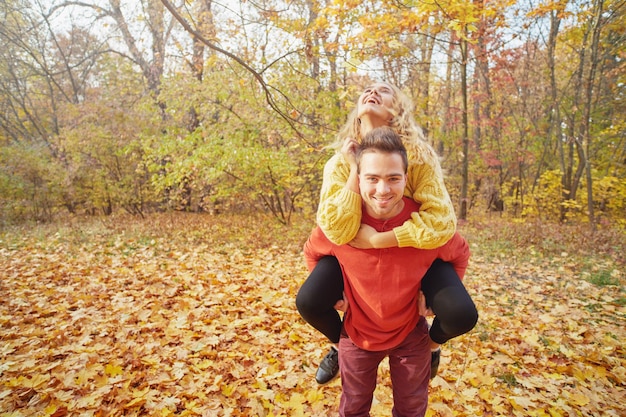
[316,150,457,249]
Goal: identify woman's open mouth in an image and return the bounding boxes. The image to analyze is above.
[364,95,380,105]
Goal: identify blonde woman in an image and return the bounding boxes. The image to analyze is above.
[296,82,478,384]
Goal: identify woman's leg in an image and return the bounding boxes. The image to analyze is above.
[295,256,344,343]
[421,259,478,345]
[296,256,345,384]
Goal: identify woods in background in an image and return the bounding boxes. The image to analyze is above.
[0,0,624,228]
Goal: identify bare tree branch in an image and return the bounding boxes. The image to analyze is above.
[158,0,309,144]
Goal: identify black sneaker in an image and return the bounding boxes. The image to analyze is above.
[315,346,339,385]
[430,349,441,379]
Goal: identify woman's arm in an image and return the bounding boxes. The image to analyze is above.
[348,224,398,249]
[351,159,456,250]
[394,160,457,249]
[316,153,363,245]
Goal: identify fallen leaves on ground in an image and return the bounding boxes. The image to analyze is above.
[0,214,624,416]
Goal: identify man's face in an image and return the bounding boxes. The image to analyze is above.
[358,150,407,220]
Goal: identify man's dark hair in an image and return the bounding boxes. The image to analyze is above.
[357,126,408,173]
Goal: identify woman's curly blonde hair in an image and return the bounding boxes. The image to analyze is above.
[332,82,438,166]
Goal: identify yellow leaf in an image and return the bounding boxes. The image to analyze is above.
[538,313,555,323]
[478,386,492,401]
[510,396,536,410]
[196,359,214,370]
[132,387,150,398]
[221,383,236,397]
[43,404,58,415]
[430,376,455,400]
[159,408,174,417]
[388,40,404,49]
[305,388,324,404]
[548,407,564,417]
[105,363,123,377]
[343,57,362,70]
[12,374,50,389]
[124,396,147,409]
[289,331,303,342]
[427,403,453,416]
[289,392,306,409]
[568,392,590,406]
[140,356,159,367]
[522,331,541,347]
[470,373,496,387]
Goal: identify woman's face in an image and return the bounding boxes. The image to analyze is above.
[357,82,396,127]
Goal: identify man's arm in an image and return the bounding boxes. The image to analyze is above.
[303,227,336,272]
[436,232,471,279]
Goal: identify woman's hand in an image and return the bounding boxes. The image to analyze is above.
[341,137,359,168]
[348,224,377,249]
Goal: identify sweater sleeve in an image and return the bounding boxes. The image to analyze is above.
[316,153,363,245]
[393,159,457,249]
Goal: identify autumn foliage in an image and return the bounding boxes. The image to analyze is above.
[1,213,624,416]
[1,1,625,228]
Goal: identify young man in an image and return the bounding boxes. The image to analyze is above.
[303,126,470,416]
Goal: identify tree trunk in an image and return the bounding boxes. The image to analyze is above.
[459,36,469,220]
[545,9,568,221]
[416,32,435,136]
[439,36,455,156]
[581,0,605,231]
[186,0,214,132]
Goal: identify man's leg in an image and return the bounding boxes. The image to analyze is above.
[338,335,384,417]
[388,318,430,417]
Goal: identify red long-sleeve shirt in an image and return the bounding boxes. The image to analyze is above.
[304,197,470,351]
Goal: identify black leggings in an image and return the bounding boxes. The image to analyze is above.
[296,257,478,345]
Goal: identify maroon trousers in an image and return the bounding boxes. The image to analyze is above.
[338,317,430,417]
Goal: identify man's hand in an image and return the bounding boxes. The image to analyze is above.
[348,223,377,249]
[418,291,434,317]
[334,292,349,312]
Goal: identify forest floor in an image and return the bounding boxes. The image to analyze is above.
[1,213,625,416]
